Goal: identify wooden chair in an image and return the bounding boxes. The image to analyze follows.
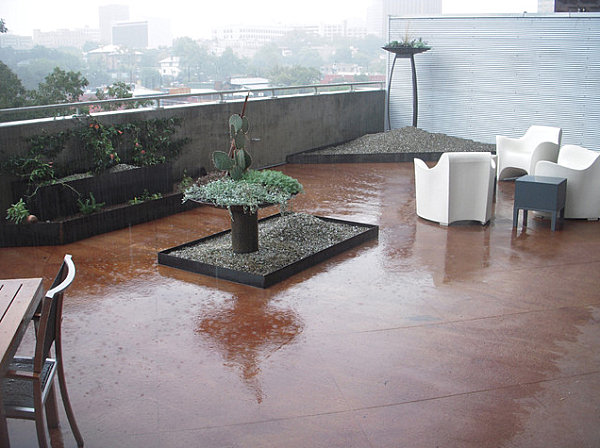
[1,254,84,447]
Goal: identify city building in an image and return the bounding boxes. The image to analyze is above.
[159,56,181,78]
[112,21,148,49]
[99,4,130,44]
[0,33,33,50]
[32,27,100,49]
[538,0,600,11]
[367,0,442,38]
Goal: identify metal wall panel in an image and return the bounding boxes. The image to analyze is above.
[387,14,600,150]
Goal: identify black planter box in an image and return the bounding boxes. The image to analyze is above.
[11,164,172,221]
[287,150,446,164]
[382,46,431,57]
[158,214,379,288]
[0,192,199,247]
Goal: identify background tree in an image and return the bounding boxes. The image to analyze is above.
[214,48,247,81]
[173,37,213,83]
[250,44,283,77]
[269,65,321,86]
[0,61,29,108]
[32,67,89,105]
[0,18,7,33]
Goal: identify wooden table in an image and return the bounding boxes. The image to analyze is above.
[0,278,45,448]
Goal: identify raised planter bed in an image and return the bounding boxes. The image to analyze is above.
[11,164,172,221]
[287,150,445,164]
[158,214,379,288]
[1,192,200,247]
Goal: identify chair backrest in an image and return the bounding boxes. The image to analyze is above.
[446,152,494,220]
[557,144,600,170]
[34,255,76,373]
[525,125,562,146]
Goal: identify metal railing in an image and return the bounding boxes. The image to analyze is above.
[0,81,384,123]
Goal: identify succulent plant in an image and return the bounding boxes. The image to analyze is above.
[213,113,252,180]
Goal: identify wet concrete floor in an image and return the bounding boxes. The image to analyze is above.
[1,162,599,447]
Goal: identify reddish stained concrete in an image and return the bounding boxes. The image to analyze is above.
[1,162,599,447]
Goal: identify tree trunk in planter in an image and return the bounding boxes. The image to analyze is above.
[230,206,259,253]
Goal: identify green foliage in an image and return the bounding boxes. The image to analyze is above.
[128,190,162,204]
[76,119,121,173]
[178,170,194,192]
[0,61,28,109]
[95,81,152,111]
[5,199,29,224]
[269,65,321,86]
[184,178,295,215]
[124,117,187,166]
[32,67,89,105]
[77,193,105,215]
[384,38,429,49]
[241,169,303,195]
[75,116,187,173]
[1,131,71,183]
[183,169,302,214]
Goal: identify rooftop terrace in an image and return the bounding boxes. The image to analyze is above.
[1,161,599,447]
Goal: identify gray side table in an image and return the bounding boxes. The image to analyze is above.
[513,175,567,231]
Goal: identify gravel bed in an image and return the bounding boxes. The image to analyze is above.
[170,212,367,275]
[173,128,492,275]
[313,126,495,155]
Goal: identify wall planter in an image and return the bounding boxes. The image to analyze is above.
[287,149,444,164]
[0,191,200,247]
[11,164,172,221]
[158,214,379,288]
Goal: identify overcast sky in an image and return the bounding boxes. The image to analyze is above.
[2,0,539,39]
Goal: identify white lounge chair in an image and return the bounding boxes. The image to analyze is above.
[496,125,562,180]
[414,152,496,226]
[536,144,600,220]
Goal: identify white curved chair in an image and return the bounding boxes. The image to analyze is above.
[536,144,600,220]
[414,152,496,226]
[496,125,562,180]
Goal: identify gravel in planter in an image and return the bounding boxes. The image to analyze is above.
[169,212,367,275]
[314,126,495,155]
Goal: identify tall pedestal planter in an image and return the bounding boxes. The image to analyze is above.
[383,46,431,129]
[230,206,259,253]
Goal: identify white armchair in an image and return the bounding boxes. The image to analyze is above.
[496,125,562,180]
[414,152,496,226]
[535,144,600,220]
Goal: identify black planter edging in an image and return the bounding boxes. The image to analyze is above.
[11,164,172,221]
[0,192,200,247]
[158,214,379,288]
[286,151,446,164]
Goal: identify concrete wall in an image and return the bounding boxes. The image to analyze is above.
[0,89,385,210]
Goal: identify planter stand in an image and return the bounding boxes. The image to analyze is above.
[230,206,259,253]
[383,46,430,129]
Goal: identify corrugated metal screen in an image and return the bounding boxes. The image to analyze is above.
[387,14,600,150]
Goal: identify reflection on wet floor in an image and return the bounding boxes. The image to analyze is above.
[1,162,599,448]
